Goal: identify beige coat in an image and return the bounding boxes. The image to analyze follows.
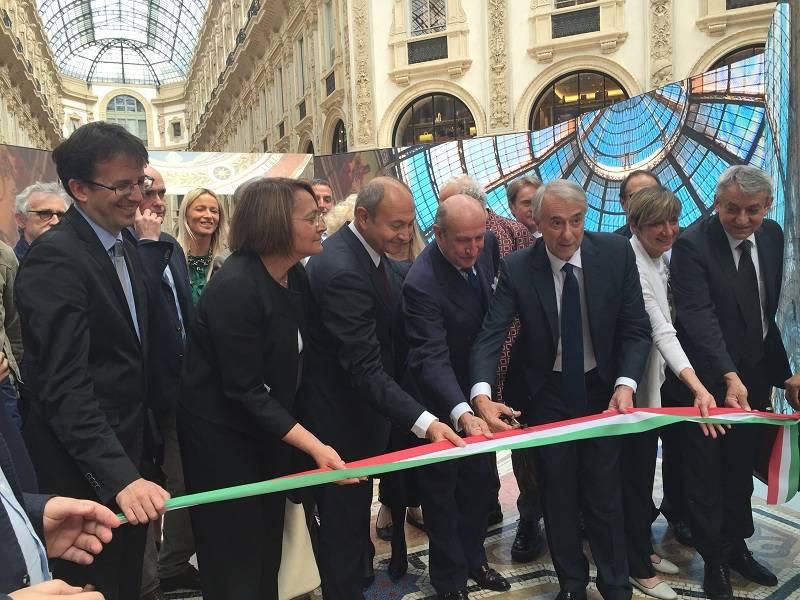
[0,241,23,382]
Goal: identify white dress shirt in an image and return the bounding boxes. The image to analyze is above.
[471,246,636,403]
[630,236,692,407]
[724,231,767,338]
[347,222,437,438]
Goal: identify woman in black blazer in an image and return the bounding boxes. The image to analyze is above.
[178,177,352,600]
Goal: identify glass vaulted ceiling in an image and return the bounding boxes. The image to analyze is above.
[37,0,208,86]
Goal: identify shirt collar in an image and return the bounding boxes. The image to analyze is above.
[544,244,582,275]
[74,204,122,251]
[724,229,756,253]
[348,221,381,267]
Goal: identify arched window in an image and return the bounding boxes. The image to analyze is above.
[393,93,476,147]
[529,71,628,131]
[106,95,148,143]
[331,120,347,154]
[710,43,765,70]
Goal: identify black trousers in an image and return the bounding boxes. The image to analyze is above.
[659,374,689,523]
[533,371,631,600]
[417,453,496,593]
[316,478,374,600]
[663,365,771,565]
[178,410,287,600]
[620,428,658,579]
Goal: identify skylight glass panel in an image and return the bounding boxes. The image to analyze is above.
[428,142,464,185]
[496,133,532,175]
[462,137,500,186]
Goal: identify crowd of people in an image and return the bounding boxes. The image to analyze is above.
[1,120,799,600]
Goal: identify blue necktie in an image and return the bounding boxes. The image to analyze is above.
[561,263,586,415]
[462,267,483,307]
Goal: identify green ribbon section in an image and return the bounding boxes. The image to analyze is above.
[117,412,797,522]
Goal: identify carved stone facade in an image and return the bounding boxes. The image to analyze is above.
[487,0,510,132]
[649,0,673,89]
[351,0,375,147]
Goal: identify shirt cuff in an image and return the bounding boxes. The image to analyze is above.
[450,402,473,431]
[470,382,492,404]
[614,377,638,393]
[411,411,437,439]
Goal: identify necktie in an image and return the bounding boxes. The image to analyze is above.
[461,267,484,308]
[560,263,586,415]
[736,240,764,365]
[376,259,390,294]
[111,240,140,340]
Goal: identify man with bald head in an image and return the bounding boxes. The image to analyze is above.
[401,194,509,599]
[303,176,463,600]
[471,180,651,600]
[128,165,198,597]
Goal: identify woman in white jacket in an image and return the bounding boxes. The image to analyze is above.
[622,186,724,600]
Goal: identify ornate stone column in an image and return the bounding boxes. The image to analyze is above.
[487,0,511,132]
[350,0,375,149]
[648,0,673,90]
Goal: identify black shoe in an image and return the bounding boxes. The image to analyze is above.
[487,503,503,527]
[555,591,587,600]
[729,549,778,586]
[159,565,201,592]
[437,589,469,600]
[668,518,694,547]
[388,554,408,583]
[468,565,510,592]
[511,518,546,563]
[362,541,375,590]
[703,563,733,600]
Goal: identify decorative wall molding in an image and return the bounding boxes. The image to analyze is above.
[487,0,510,131]
[649,0,673,89]
[351,0,375,147]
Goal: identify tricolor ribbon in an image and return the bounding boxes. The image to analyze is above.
[121,407,799,522]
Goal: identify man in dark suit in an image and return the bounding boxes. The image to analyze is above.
[303,176,463,600]
[401,194,508,600]
[130,166,199,596]
[669,165,798,600]
[613,170,660,238]
[15,122,171,600]
[471,179,652,600]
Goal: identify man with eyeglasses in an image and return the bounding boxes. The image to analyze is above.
[13,182,71,262]
[15,122,172,600]
[129,165,199,598]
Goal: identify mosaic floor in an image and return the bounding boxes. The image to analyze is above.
[166,451,800,600]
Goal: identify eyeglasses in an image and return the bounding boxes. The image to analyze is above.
[294,212,326,227]
[85,175,153,197]
[27,209,65,221]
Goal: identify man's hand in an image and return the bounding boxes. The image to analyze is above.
[457,412,493,438]
[692,388,728,439]
[310,443,363,485]
[115,478,170,525]
[9,580,104,599]
[426,420,466,447]
[0,351,9,382]
[43,497,120,564]
[133,208,163,241]
[607,385,634,413]
[784,372,800,411]
[723,372,750,411]
[472,394,522,433]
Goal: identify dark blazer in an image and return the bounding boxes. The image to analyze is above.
[613,223,632,238]
[401,237,499,421]
[15,206,170,504]
[301,225,425,461]
[180,252,304,442]
[0,430,50,594]
[126,229,192,414]
[470,232,652,416]
[670,214,791,389]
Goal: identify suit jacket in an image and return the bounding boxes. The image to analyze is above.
[125,229,192,414]
[15,206,170,504]
[670,214,791,391]
[613,223,632,238]
[300,225,425,461]
[180,253,303,445]
[470,232,652,418]
[630,235,692,408]
[401,237,499,422]
[0,431,50,594]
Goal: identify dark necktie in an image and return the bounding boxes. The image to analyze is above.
[461,267,483,307]
[561,263,586,415]
[376,259,390,294]
[736,240,764,365]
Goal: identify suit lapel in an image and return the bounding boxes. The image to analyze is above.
[340,225,391,311]
[754,225,777,316]
[530,243,559,349]
[430,243,481,316]
[123,238,146,347]
[580,235,606,345]
[708,216,754,322]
